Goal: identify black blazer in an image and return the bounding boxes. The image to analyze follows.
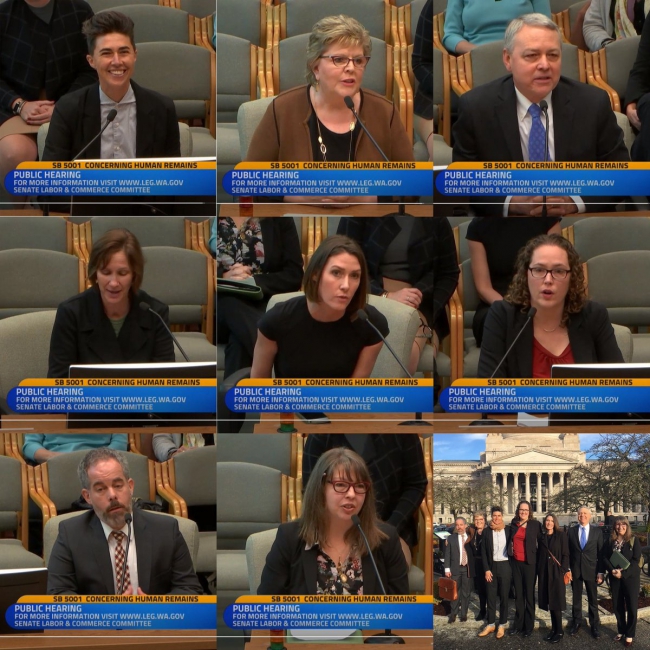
[258,520,409,595]
[0,0,96,125]
[509,518,543,565]
[625,14,650,107]
[602,537,642,581]
[443,531,474,578]
[47,509,202,595]
[47,286,175,378]
[42,81,180,161]
[481,525,514,573]
[336,216,434,328]
[568,524,603,581]
[452,75,629,215]
[537,530,570,612]
[478,300,624,378]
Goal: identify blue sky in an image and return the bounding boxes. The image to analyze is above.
[434,434,605,461]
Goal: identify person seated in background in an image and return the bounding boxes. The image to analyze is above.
[624,13,650,160]
[48,228,174,378]
[258,447,409,595]
[251,235,388,379]
[0,0,96,202]
[478,233,623,378]
[433,217,459,363]
[152,433,214,462]
[213,216,303,381]
[583,0,646,52]
[337,216,433,375]
[442,0,551,54]
[23,434,127,465]
[245,14,413,205]
[412,0,433,160]
[47,448,203,595]
[302,434,427,566]
[452,13,629,216]
[42,10,179,161]
[468,216,561,347]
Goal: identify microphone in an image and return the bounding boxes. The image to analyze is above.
[344,96,389,162]
[351,515,404,644]
[469,307,537,426]
[72,109,118,161]
[139,301,190,362]
[118,511,133,596]
[539,100,549,218]
[356,310,430,426]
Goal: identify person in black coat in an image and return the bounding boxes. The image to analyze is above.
[48,228,174,378]
[602,516,642,646]
[538,513,570,644]
[624,13,650,161]
[444,516,474,623]
[258,448,409,595]
[470,512,488,621]
[478,233,623,379]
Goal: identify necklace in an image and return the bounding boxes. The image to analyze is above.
[336,556,349,583]
[315,116,355,163]
[542,325,560,332]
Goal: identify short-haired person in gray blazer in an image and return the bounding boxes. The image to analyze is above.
[478,506,514,639]
[567,506,605,638]
[443,516,474,623]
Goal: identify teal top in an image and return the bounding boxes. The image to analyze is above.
[442,0,552,53]
[23,434,128,463]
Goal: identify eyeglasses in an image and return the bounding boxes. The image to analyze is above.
[519,509,530,512]
[616,523,628,527]
[327,479,370,494]
[319,55,371,69]
[529,267,570,280]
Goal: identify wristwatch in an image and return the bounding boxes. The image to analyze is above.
[12,99,26,116]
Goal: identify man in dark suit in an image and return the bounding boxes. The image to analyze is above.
[567,506,604,639]
[452,13,629,216]
[444,516,474,624]
[47,448,202,595]
[479,506,513,640]
[42,10,179,161]
[625,14,650,161]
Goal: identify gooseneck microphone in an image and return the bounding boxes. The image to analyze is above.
[139,301,190,362]
[118,512,133,596]
[351,515,404,644]
[469,307,537,426]
[72,109,118,161]
[539,100,549,218]
[344,96,389,162]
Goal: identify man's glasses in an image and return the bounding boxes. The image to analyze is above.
[529,267,570,280]
[319,55,371,69]
[327,480,370,494]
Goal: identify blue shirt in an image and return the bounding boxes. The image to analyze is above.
[22,434,128,463]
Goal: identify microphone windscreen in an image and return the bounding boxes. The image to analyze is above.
[139,301,151,312]
[124,512,133,524]
[351,514,361,527]
[539,100,548,113]
[356,309,368,322]
[528,307,538,318]
[107,109,118,122]
[344,96,355,110]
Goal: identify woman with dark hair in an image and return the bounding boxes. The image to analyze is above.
[603,516,641,646]
[48,228,174,378]
[478,233,623,378]
[258,447,409,595]
[251,235,388,379]
[471,511,488,621]
[538,513,570,644]
[509,500,542,637]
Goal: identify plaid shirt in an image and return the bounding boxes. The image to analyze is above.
[433,217,459,340]
[302,434,427,548]
[0,0,97,125]
[412,0,433,119]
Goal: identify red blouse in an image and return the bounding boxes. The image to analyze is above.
[513,523,527,562]
[532,338,575,379]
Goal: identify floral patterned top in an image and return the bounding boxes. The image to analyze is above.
[316,551,363,595]
[216,217,265,274]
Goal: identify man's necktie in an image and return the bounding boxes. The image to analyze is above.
[111,531,131,594]
[528,103,547,162]
[461,535,467,566]
[580,526,587,551]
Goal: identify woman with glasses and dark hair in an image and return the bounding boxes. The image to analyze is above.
[603,516,641,647]
[245,14,413,205]
[478,233,623,378]
[509,500,542,638]
[258,447,409,595]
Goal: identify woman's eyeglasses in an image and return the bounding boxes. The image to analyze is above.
[327,480,370,494]
[319,55,371,69]
[528,267,570,280]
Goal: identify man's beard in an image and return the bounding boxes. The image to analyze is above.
[101,498,132,528]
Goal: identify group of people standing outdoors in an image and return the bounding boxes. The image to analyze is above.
[443,505,642,646]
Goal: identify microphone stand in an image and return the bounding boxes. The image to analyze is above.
[540,100,549,218]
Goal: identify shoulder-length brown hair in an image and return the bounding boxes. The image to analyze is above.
[610,515,633,543]
[299,447,387,554]
[504,234,587,327]
[303,235,369,318]
[543,512,560,534]
[88,228,144,294]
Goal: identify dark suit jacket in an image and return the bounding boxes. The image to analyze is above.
[568,524,603,581]
[444,532,474,578]
[47,286,175,378]
[481,525,513,573]
[336,216,434,328]
[452,75,630,215]
[602,537,642,581]
[42,81,180,161]
[478,300,624,378]
[625,13,650,108]
[0,0,96,125]
[258,520,409,595]
[47,509,203,595]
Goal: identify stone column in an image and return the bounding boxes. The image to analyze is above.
[537,473,542,514]
[514,473,520,513]
[525,472,531,504]
[548,471,554,505]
